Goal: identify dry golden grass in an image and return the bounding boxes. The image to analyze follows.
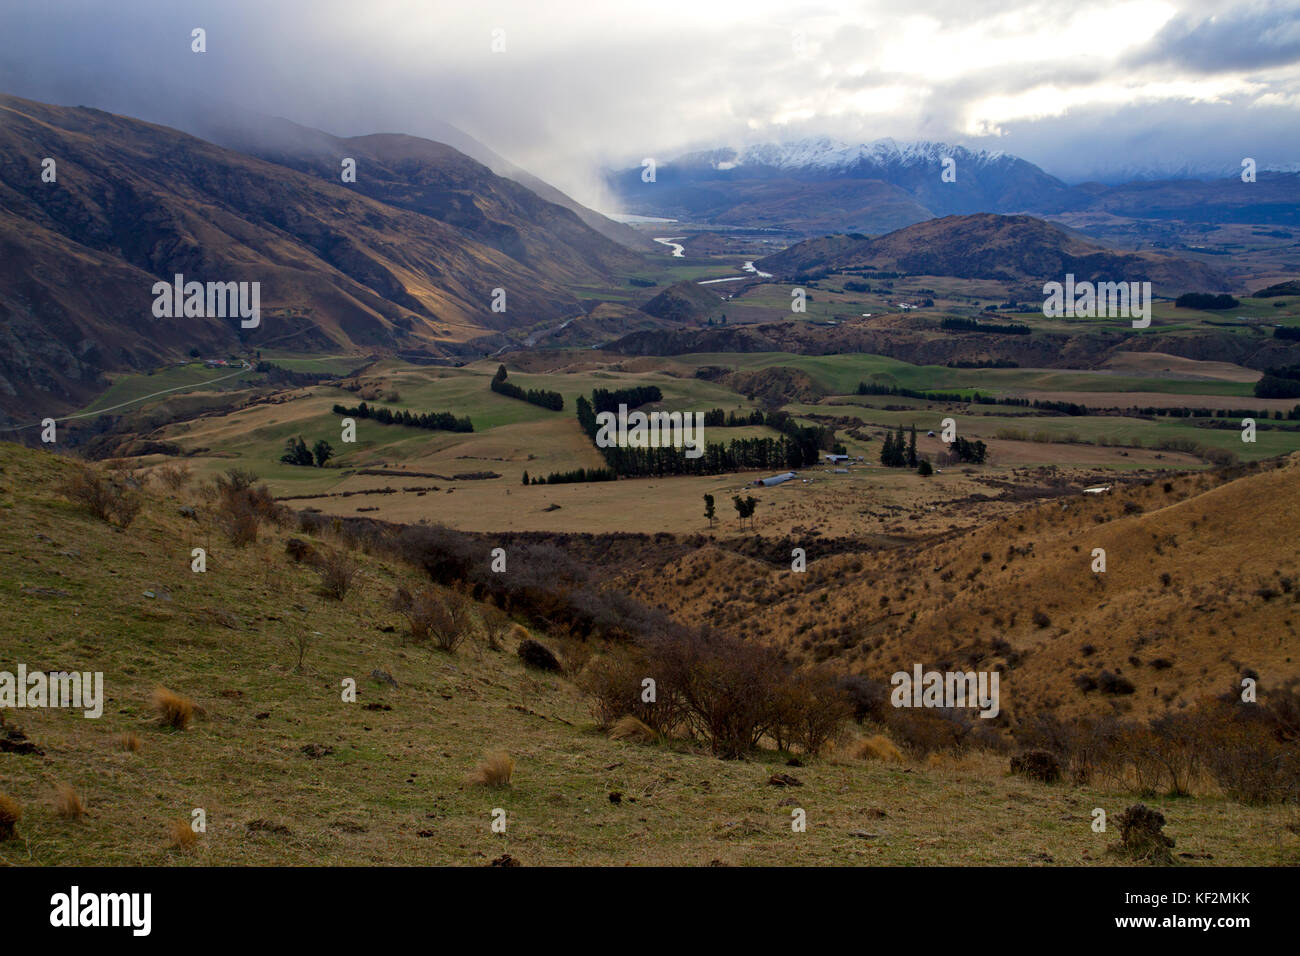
[151,687,194,731]
[53,783,86,822]
[854,735,904,762]
[466,751,514,788]
[608,715,658,743]
[167,817,198,850]
[117,732,141,753]
[0,794,20,840]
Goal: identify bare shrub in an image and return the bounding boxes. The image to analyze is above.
[155,463,192,492]
[390,586,469,650]
[313,548,359,600]
[466,752,514,787]
[213,470,287,546]
[60,463,142,528]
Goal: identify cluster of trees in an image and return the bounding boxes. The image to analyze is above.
[521,467,616,486]
[590,385,661,414]
[491,365,564,411]
[854,382,1087,415]
[574,394,831,478]
[879,424,918,468]
[702,408,766,427]
[1273,326,1300,340]
[940,316,1031,335]
[732,494,758,530]
[1175,292,1239,310]
[949,436,989,463]
[946,359,1020,369]
[280,436,334,467]
[1255,365,1300,399]
[332,402,473,433]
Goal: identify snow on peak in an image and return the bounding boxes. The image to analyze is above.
[718,137,1008,172]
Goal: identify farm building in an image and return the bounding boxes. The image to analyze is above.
[824,454,850,463]
[755,472,797,487]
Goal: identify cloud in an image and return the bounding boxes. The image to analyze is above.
[1128,1,1300,73]
[0,0,1296,203]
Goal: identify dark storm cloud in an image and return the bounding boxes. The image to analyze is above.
[1130,1,1300,73]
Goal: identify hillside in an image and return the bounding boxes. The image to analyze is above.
[757,214,1230,294]
[615,456,1300,724]
[0,441,1295,866]
[0,95,634,422]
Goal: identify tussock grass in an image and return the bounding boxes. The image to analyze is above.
[53,783,86,822]
[608,715,657,743]
[0,794,20,840]
[853,735,904,762]
[466,752,514,788]
[151,687,194,731]
[168,818,198,850]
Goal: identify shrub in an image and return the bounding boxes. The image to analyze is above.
[60,464,142,528]
[1112,803,1174,864]
[518,638,562,672]
[152,687,194,730]
[53,783,86,822]
[466,752,514,787]
[284,538,316,563]
[155,463,192,492]
[314,549,359,600]
[118,732,141,753]
[390,586,469,651]
[1010,749,1061,783]
[0,794,20,840]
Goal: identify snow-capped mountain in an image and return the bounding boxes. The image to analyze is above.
[607,136,1073,232]
[682,137,1011,175]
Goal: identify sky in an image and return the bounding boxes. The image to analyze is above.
[1,0,1298,210]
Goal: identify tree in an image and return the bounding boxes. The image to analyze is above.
[521,470,529,486]
[879,430,896,467]
[907,425,918,468]
[493,364,509,383]
[312,439,334,468]
[280,436,312,467]
[894,424,906,467]
[744,495,758,530]
[703,493,716,528]
[917,458,933,476]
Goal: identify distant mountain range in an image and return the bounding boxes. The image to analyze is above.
[606,136,1300,234]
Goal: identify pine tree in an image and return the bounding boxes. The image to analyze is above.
[893,424,906,467]
[879,430,896,467]
[907,425,918,468]
[521,470,529,486]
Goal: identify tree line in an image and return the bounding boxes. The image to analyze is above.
[332,402,473,433]
[491,365,564,411]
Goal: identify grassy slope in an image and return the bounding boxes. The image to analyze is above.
[1,441,1295,865]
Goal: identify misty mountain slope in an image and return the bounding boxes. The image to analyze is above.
[0,94,606,419]
[757,213,1230,293]
[192,110,657,254]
